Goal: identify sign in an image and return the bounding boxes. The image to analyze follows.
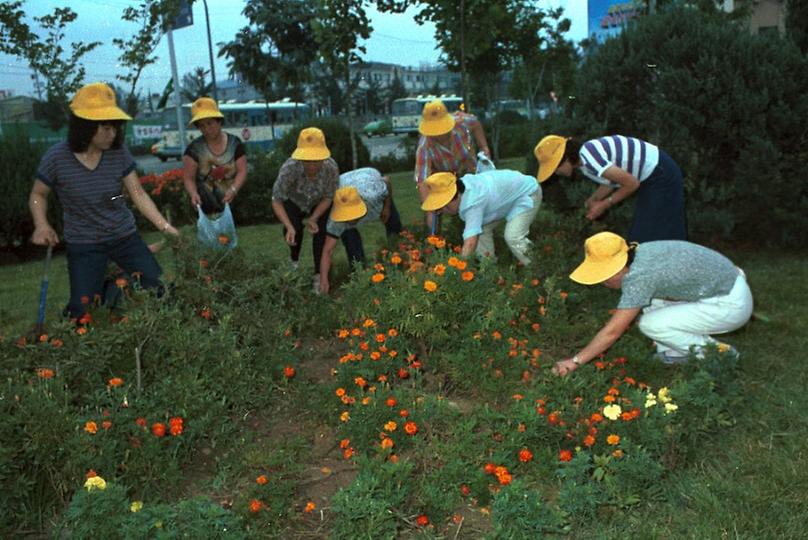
[169,0,193,30]
[133,125,163,142]
[587,0,644,43]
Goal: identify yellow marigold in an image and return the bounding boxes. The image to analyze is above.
[340,411,350,422]
[606,434,621,445]
[84,476,107,491]
[423,280,438,292]
[361,396,372,405]
[664,402,678,414]
[658,387,672,404]
[130,501,143,513]
[371,273,385,283]
[363,319,376,328]
[384,421,397,432]
[461,271,474,281]
[603,404,622,421]
[390,254,402,264]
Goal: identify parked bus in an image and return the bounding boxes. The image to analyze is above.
[151,99,311,161]
[390,95,463,135]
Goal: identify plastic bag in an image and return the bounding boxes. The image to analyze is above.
[476,151,496,173]
[197,203,238,249]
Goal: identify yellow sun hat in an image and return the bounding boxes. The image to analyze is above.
[188,97,224,126]
[418,100,456,137]
[292,127,331,161]
[331,186,367,222]
[569,232,630,285]
[421,172,458,211]
[534,134,567,183]
[70,82,132,121]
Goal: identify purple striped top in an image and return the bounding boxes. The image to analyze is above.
[578,135,659,186]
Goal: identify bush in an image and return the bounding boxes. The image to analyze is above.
[570,5,808,246]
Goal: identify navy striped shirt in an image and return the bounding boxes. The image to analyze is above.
[36,142,137,243]
[579,135,659,186]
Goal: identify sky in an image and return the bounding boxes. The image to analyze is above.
[0,0,588,99]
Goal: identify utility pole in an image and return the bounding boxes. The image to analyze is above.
[202,0,218,101]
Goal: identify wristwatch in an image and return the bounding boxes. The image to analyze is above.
[572,355,582,365]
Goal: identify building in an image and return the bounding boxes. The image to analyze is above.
[723,0,786,34]
[351,61,461,94]
[0,95,36,123]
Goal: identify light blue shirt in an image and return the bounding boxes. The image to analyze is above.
[458,169,539,240]
[326,168,388,237]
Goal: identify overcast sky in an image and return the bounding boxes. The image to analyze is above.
[0,0,587,98]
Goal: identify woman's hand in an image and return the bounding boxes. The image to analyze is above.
[307,217,319,234]
[552,358,579,377]
[31,225,59,246]
[189,192,202,207]
[222,186,237,204]
[163,224,180,237]
[586,199,610,220]
[285,226,297,246]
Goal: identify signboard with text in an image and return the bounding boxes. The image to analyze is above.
[587,0,644,43]
[169,0,193,30]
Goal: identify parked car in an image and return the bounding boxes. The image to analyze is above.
[362,119,392,137]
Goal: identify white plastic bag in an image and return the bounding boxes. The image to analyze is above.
[476,151,495,173]
[197,203,238,249]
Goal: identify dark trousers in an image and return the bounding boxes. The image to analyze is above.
[628,150,688,243]
[340,200,403,267]
[282,199,330,274]
[65,233,162,318]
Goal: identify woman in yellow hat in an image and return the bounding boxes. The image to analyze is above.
[271,127,339,291]
[553,232,752,376]
[534,135,686,243]
[318,168,402,294]
[415,99,490,229]
[182,97,247,213]
[28,82,179,320]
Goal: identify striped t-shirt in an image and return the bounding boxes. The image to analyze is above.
[578,135,659,187]
[36,142,137,243]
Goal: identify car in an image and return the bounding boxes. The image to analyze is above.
[362,119,392,137]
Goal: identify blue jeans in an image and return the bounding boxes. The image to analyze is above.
[340,200,403,268]
[65,232,162,318]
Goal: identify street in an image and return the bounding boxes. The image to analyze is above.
[134,134,409,175]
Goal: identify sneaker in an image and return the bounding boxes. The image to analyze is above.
[289,259,299,271]
[312,273,321,294]
[655,351,689,365]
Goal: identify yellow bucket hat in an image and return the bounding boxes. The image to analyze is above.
[70,82,132,121]
[421,172,458,211]
[418,100,455,137]
[534,134,567,183]
[569,232,629,285]
[189,97,224,126]
[292,127,331,161]
[331,186,367,222]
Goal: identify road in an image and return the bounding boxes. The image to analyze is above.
[134,134,410,175]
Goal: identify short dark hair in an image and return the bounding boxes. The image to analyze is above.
[562,137,582,167]
[456,179,466,194]
[67,114,126,152]
[193,117,224,129]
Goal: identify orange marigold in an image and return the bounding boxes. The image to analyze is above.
[559,449,573,462]
[384,421,397,432]
[461,271,474,281]
[403,421,418,435]
[256,474,268,485]
[583,434,596,447]
[304,501,316,513]
[381,438,394,449]
[518,448,533,463]
[249,499,264,513]
[36,368,55,379]
[84,421,98,434]
[423,280,438,292]
[607,434,621,445]
[101,420,112,430]
[151,422,166,437]
[108,377,124,387]
[416,514,430,527]
[390,254,402,264]
[284,366,296,378]
[371,273,385,283]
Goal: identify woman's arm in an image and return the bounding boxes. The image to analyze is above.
[585,166,640,220]
[585,184,613,209]
[319,235,339,294]
[182,155,201,207]
[123,171,179,236]
[307,197,333,234]
[553,307,641,376]
[29,180,59,245]
[460,234,479,258]
[223,154,248,204]
[271,199,297,245]
[466,115,490,157]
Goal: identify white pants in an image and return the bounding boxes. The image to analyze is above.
[475,190,542,265]
[637,271,753,356]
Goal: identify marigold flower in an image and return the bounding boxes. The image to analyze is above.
[256,474,268,485]
[607,387,620,396]
[603,404,622,421]
[607,434,621,445]
[130,501,143,513]
[404,421,418,435]
[559,449,573,462]
[337,329,349,339]
[518,449,533,462]
[371,272,385,283]
[249,499,264,513]
[340,411,350,422]
[384,421,397,432]
[390,255,402,264]
[343,447,354,459]
[304,501,316,513]
[84,421,98,434]
[497,471,513,485]
[461,271,474,281]
[284,366,296,378]
[84,476,107,491]
[169,416,183,427]
[415,514,430,527]
[664,402,678,414]
[354,376,367,387]
[547,412,560,425]
[612,449,624,458]
[351,328,362,336]
[135,417,147,428]
[388,454,399,463]
[658,387,672,404]
[36,368,55,379]
[399,408,409,417]
[108,377,124,387]
[423,280,438,292]
[335,387,346,397]
[381,438,394,449]
[483,463,496,474]
[76,326,88,336]
[398,367,410,379]
[151,422,166,437]
[603,394,616,403]
[169,423,183,436]
[363,318,376,328]
[455,260,467,270]
[102,420,112,430]
[583,434,596,447]
[512,394,524,401]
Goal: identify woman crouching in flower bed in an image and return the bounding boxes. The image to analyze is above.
[553,232,753,375]
[29,83,179,320]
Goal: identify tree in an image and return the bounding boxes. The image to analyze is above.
[385,70,407,110]
[0,3,100,129]
[113,0,183,117]
[219,0,319,122]
[786,0,808,55]
[312,0,373,169]
[181,67,213,103]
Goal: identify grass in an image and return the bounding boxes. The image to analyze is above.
[2,158,807,537]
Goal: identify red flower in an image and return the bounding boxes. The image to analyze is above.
[403,421,418,435]
[460,484,471,496]
[284,366,296,378]
[518,448,534,463]
[483,463,496,475]
[256,475,268,485]
[416,515,429,527]
[249,499,264,513]
[135,417,147,428]
[385,397,397,407]
[151,422,166,437]
[397,367,410,379]
[559,449,573,462]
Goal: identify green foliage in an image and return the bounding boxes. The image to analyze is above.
[571,6,808,246]
[490,480,565,538]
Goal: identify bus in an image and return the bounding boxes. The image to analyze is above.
[390,95,463,135]
[150,99,311,161]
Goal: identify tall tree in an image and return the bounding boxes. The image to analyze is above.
[385,69,407,110]
[312,0,372,169]
[113,0,183,117]
[0,3,100,129]
[181,67,213,103]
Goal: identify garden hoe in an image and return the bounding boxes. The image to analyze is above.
[29,244,53,342]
